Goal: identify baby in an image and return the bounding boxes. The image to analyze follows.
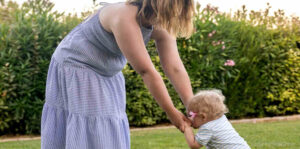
[184,89,251,149]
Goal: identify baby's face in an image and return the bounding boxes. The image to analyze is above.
[191,116,203,128]
[189,112,207,128]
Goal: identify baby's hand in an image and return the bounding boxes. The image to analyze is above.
[183,121,192,132]
[184,121,190,127]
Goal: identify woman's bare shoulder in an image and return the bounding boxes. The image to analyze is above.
[99,3,139,33]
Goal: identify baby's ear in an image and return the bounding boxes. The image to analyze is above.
[200,113,207,120]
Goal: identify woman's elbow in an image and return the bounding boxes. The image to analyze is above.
[136,68,159,78]
[137,69,148,77]
[164,66,182,77]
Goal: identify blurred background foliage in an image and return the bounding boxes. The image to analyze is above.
[0,0,299,135]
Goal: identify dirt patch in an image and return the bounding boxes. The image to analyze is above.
[0,135,40,143]
[230,114,300,124]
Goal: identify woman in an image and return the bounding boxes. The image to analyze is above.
[41,0,195,148]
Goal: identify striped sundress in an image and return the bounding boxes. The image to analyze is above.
[41,3,153,149]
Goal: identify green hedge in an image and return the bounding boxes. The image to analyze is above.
[0,1,299,134]
[0,0,82,134]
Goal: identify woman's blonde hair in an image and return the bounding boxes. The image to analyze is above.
[188,89,229,119]
[126,0,195,38]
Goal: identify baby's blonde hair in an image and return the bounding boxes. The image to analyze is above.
[188,89,229,119]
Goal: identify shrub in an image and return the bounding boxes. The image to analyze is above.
[0,1,299,134]
[0,0,81,134]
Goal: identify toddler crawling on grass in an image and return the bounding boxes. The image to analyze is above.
[184,89,251,149]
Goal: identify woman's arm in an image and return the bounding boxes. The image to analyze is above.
[108,5,188,132]
[151,28,194,108]
[184,124,202,149]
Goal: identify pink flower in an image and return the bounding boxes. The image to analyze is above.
[222,41,225,44]
[206,5,211,11]
[222,45,226,50]
[224,60,235,66]
[217,41,221,45]
[212,41,217,46]
[208,30,216,38]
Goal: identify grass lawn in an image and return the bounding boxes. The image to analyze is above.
[1,120,300,149]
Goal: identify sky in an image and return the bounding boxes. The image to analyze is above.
[15,0,300,17]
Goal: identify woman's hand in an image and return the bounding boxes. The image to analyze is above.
[166,108,191,133]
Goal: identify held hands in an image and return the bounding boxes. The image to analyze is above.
[166,108,192,133]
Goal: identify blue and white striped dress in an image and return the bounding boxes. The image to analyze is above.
[195,115,251,149]
[41,4,153,149]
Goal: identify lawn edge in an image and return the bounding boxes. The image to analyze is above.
[1,114,300,143]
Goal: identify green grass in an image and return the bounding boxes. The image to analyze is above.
[0,140,40,149]
[1,120,300,149]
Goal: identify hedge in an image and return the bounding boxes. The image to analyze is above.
[0,1,299,134]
